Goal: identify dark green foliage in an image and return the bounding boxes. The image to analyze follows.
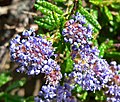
[34,0,65,31]
[77,6,101,34]
[90,0,120,61]
[61,45,73,73]
[99,40,113,58]
[0,73,11,87]
[36,0,63,15]
[0,73,27,102]
[6,78,26,92]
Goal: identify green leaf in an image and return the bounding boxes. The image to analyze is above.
[36,0,63,15]
[34,0,65,31]
[99,40,113,57]
[107,52,120,56]
[92,39,98,47]
[95,91,106,101]
[105,52,120,62]
[64,45,73,72]
[90,0,120,6]
[99,43,106,58]
[35,20,54,30]
[60,44,73,73]
[77,6,101,34]
[73,84,82,93]
[0,73,11,87]
[34,4,52,15]
[77,91,88,101]
[53,0,66,2]
[25,96,34,102]
[0,92,4,98]
[35,16,54,26]
[6,78,26,92]
[82,92,88,100]
[90,0,103,5]
[52,11,61,27]
[3,93,24,102]
[111,3,120,10]
[65,57,73,72]
[103,6,113,21]
[90,9,98,20]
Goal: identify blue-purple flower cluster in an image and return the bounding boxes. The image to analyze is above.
[62,12,120,102]
[62,12,110,91]
[10,29,62,86]
[105,61,120,102]
[34,82,75,102]
[10,29,55,74]
[62,12,92,48]
[10,12,120,102]
[69,59,112,92]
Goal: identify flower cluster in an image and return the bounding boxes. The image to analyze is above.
[10,28,76,102]
[34,84,56,102]
[10,12,120,102]
[10,29,62,86]
[105,61,120,102]
[69,59,112,92]
[62,12,120,102]
[70,45,112,92]
[35,81,75,102]
[62,12,111,92]
[62,12,92,47]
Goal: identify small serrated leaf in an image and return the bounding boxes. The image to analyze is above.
[99,40,113,57]
[34,20,54,30]
[104,6,113,21]
[34,4,52,15]
[99,43,106,58]
[0,73,11,87]
[34,0,65,31]
[35,16,53,25]
[52,12,60,26]
[64,45,73,72]
[77,6,101,33]
[6,78,26,92]
[36,0,63,15]
[79,7,101,30]
[3,93,24,102]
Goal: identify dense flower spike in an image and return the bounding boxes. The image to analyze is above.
[105,61,120,102]
[35,84,56,102]
[69,58,113,92]
[63,12,120,102]
[62,12,94,60]
[56,83,75,102]
[62,12,93,46]
[10,29,59,76]
[35,82,76,102]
